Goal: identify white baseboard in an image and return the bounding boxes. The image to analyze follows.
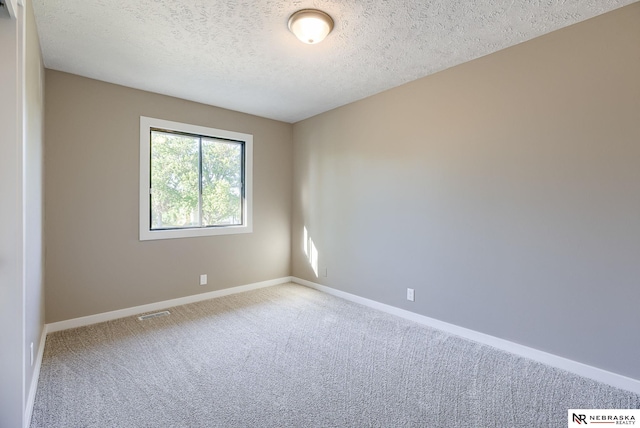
[47,276,293,333]
[292,277,640,395]
[24,325,47,428]
[37,275,640,396]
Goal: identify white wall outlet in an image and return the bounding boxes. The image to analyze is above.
[407,288,415,302]
[199,274,207,286]
[30,342,34,366]
[321,267,328,277]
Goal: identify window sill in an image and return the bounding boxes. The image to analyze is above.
[139,224,252,241]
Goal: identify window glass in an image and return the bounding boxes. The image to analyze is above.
[201,138,243,227]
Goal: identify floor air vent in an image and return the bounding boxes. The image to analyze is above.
[138,310,171,321]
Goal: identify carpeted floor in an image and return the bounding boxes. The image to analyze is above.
[31,283,639,427]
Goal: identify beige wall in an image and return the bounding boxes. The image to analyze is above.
[0,1,45,426]
[0,7,25,428]
[24,0,46,410]
[292,4,640,380]
[45,71,292,322]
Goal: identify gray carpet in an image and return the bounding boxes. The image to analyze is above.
[31,283,639,427]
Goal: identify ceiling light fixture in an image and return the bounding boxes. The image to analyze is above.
[288,9,334,45]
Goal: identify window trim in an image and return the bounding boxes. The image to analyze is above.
[139,116,253,241]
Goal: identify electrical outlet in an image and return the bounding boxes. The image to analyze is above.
[30,342,34,366]
[199,274,207,286]
[321,267,328,277]
[407,288,415,302]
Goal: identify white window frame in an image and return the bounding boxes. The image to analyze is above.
[139,116,253,241]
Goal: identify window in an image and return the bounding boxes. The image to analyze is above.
[139,116,252,240]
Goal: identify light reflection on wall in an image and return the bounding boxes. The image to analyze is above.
[303,226,319,277]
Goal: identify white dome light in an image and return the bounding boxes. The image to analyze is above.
[288,9,334,45]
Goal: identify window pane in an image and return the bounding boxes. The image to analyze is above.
[150,131,200,229]
[201,138,243,226]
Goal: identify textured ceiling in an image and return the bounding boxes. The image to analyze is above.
[33,0,636,123]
